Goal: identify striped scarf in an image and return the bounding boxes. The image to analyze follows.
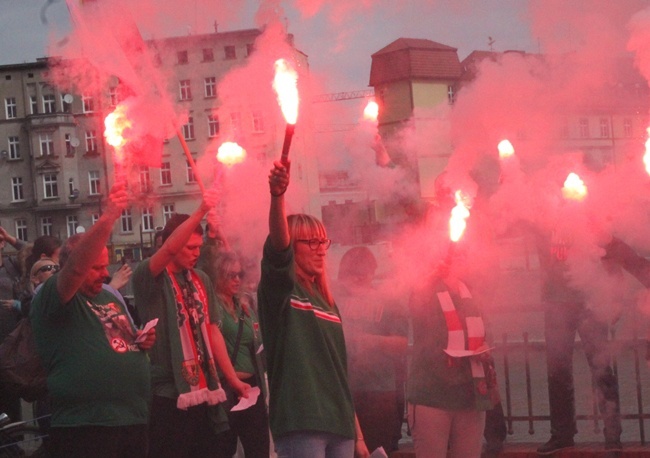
[166,267,226,410]
[437,281,491,404]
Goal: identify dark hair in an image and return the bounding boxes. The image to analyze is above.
[58,234,84,268]
[161,213,203,244]
[25,235,62,279]
[338,246,378,280]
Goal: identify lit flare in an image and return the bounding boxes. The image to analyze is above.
[363,100,379,122]
[273,59,299,125]
[562,172,588,201]
[449,190,471,242]
[104,104,132,165]
[498,139,515,160]
[217,142,247,166]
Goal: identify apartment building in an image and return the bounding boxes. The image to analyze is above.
[0,28,309,261]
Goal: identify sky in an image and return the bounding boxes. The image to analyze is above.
[0,0,537,93]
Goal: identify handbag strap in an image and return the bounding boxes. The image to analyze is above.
[229,308,245,366]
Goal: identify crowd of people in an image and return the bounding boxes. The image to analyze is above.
[0,157,646,458]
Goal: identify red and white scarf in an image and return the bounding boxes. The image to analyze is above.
[167,267,226,409]
[437,282,486,381]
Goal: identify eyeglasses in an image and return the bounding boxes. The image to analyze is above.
[296,238,332,251]
[226,271,243,280]
[35,264,60,275]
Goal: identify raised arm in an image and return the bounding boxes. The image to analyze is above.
[0,226,25,250]
[268,160,291,251]
[57,181,128,304]
[205,207,231,251]
[148,188,220,276]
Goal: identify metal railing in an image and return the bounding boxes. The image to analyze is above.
[496,330,650,444]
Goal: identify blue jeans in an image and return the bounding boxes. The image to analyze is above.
[274,431,354,458]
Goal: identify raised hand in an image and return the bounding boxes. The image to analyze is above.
[269,160,291,197]
[104,180,130,220]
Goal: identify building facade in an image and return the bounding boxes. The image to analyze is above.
[0,28,309,261]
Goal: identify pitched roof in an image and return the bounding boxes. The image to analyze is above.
[369,38,461,86]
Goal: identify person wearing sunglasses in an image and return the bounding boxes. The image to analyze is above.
[30,181,156,457]
[258,160,369,458]
[199,246,269,458]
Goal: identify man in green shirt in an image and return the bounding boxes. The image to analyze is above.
[31,181,156,458]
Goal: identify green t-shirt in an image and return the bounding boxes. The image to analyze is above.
[257,238,355,440]
[215,296,260,376]
[132,259,221,399]
[30,275,151,427]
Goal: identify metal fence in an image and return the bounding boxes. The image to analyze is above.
[495,330,650,444]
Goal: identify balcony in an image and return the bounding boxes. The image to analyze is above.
[25,112,75,128]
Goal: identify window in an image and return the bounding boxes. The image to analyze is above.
[5,97,17,119]
[182,117,195,140]
[39,133,54,156]
[177,50,189,64]
[599,118,610,138]
[64,134,74,155]
[252,110,265,133]
[142,207,154,232]
[163,204,175,224]
[43,173,58,198]
[447,85,455,104]
[11,177,24,202]
[82,95,94,113]
[224,46,236,59]
[109,86,119,107]
[578,118,589,138]
[160,162,172,185]
[15,219,27,242]
[179,80,192,101]
[623,118,633,138]
[246,43,254,57]
[61,94,72,113]
[120,209,133,232]
[230,112,242,136]
[186,160,196,183]
[208,114,220,137]
[89,170,101,195]
[30,96,38,114]
[91,213,100,225]
[139,165,151,193]
[204,77,216,98]
[40,217,53,236]
[85,130,97,153]
[68,178,76,197]
[202,48,214,62]
[42,94,56,114]
[66,215,79,237]
[8,136,20,160]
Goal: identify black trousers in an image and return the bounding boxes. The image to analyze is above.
[49,424,148,458]
[544,302,621,441]
[217,376,270,458]
[148,395,226,458]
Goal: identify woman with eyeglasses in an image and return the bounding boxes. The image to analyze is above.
[199,238,269,458]
[258,160,369,458]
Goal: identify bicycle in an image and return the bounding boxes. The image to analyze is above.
[0,412,47,457]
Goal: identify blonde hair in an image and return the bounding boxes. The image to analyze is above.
[287,214,334,306]
[207,251,240,296]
